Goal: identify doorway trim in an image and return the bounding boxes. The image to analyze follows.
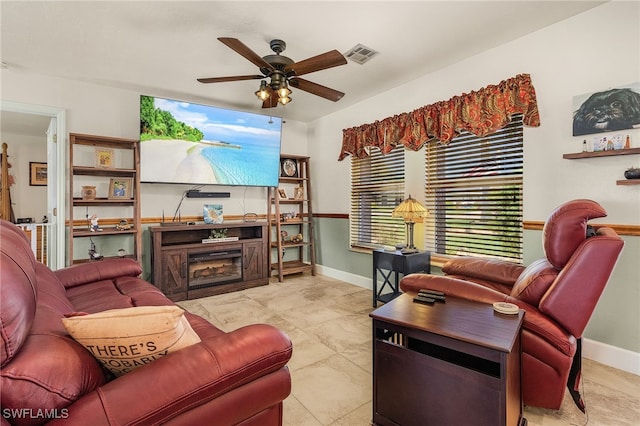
[1,100,66,269]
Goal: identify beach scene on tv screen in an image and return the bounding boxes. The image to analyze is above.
[140,95,282,186]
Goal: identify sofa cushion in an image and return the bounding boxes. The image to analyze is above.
[1,284,107,425]
[62,306,201,376]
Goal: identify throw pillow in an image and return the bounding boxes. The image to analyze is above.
[62,306,201,376]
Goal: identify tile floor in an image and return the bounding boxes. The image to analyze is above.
[178,274,640,426]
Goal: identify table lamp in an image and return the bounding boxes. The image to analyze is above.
[392,195,427,253]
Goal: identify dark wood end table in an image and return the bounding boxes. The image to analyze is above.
[370,293,526,426]
[372,249,430,307]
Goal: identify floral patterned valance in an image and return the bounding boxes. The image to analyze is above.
[338,73,540,160]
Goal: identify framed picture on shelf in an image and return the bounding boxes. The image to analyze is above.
[203,204,224,224]
[95,148,114,168]
[293,186,304,200]
[280,158,298,178]
[278,188,288,199]
[108,178,132,199]
[29,162,47,186]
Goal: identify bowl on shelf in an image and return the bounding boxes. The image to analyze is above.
[624,167,640,180]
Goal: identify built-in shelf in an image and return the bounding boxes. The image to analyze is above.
[563,148,640,186]
[562,148,640,159]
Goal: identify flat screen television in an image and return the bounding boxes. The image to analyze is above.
[140,95,282,187]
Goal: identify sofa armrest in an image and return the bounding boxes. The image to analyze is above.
[54,258,143,289]
[56,324,292,426]
[442,257,525,286]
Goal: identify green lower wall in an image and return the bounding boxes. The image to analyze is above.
[314,217,373,279]
[315,217,640,354]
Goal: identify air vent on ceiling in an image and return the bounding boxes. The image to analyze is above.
[344,44,378,65]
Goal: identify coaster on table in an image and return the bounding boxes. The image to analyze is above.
[493,302,519,315]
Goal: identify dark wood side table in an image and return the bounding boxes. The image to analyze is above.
[372,249,430,307]
[370,293,526,426]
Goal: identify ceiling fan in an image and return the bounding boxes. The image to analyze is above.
[197,37,348,108]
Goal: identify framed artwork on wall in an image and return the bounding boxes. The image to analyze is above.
[29,162,47,186]
[573,82,640,136]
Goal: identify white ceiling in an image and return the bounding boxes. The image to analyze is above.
[1,1,605,135]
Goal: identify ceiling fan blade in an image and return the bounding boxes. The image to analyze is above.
[261,87,279,108]
[290,78,345,102]
[218,37,275,72]
[285,50,347,76]
[197,75,264,84]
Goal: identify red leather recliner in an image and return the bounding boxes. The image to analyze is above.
[399,199,624,410]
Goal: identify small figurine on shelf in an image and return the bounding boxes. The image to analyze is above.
[115,219,131,231]
[89,214,102,232]
[88,240,103,261]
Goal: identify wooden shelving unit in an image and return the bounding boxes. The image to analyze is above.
[563,147,640,185]
[69,133,141,264]
[268,155,316,282]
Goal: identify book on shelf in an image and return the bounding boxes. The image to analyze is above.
[201,236,239,244]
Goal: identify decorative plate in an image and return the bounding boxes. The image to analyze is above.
[281,158,298,178]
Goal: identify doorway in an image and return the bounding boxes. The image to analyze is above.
[0,101,66,269]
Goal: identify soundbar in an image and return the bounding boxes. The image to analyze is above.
[186,190,231,198]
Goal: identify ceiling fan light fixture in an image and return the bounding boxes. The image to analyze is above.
[277,80,291,99]
[255,80,270,101]
[278,95,292,105]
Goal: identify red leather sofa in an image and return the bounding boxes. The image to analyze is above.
[400,199,624,410]
[1,219,292,425]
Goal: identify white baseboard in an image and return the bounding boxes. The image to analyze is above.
[583,338,640,376]
[316,264,372,290]
[315,265,639,377]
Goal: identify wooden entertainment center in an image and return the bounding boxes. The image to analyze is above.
[149,222,269,301]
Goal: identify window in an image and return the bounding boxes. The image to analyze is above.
[350,145,405,250]
[424,115,523,262]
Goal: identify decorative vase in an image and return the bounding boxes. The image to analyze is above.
[624,168,640,180]
[81,185,97,200]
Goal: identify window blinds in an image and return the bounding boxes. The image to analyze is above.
[350,146,405,249]
[425,115,523,261]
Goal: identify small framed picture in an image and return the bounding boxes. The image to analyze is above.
[280,158,298,178]
[95,148,114,168]
[29,162,47,186]
[108,178,132,199]
[293,186,304,200]
[203,204,223,224]
[278,188,288,199]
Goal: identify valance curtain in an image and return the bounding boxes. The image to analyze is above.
[338,73,540,160]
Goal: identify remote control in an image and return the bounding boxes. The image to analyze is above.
[413,295,435,304]
[419,289,445,297]
[419,292,446,302]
